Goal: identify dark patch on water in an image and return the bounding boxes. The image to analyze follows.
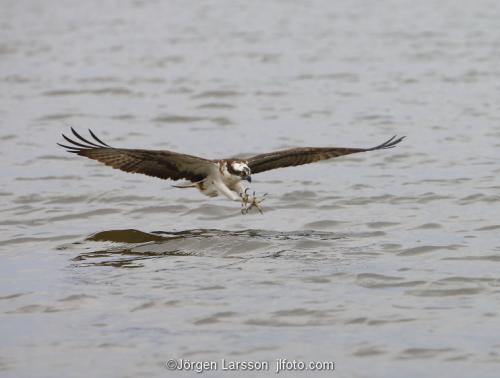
[71,228,345,268]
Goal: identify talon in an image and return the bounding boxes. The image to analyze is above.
[240,189,251,207]
[240,201,248,214]
[254,197,264,214]
[239,190,267,215]
[245,194,265,214]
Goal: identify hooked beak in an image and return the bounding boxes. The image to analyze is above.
[245,175,252,183]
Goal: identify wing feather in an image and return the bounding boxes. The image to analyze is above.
[247,136,405,174]
[58,129,215,182]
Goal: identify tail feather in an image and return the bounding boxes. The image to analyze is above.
[171,179,206,189]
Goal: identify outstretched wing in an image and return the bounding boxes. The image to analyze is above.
[58,128,216,182]
[247,136,405,174]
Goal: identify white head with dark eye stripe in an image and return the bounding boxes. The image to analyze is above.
[228,161,252,182]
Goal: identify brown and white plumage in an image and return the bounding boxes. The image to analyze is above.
[58,128,214,183]
[58,128,405,208]
[247,136,404,174]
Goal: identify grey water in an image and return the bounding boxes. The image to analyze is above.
[1,0,500,377]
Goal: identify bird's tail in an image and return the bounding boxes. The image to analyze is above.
[171,179,206,189]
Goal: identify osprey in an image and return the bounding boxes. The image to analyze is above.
[58,128,405,213]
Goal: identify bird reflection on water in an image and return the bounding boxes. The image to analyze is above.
[70,229,346,268]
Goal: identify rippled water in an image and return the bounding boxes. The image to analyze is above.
[2,0,500,377]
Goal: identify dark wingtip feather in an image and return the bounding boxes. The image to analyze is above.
[71,127,104,148]
[58,128,113,153]
[88,129,112,147]
[57,142,83,153]
[61,133,91,149]
[369,135,406,151]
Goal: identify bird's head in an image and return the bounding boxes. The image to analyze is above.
[228,161,252,182]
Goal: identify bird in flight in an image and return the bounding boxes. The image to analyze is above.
[58,128,405,213]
